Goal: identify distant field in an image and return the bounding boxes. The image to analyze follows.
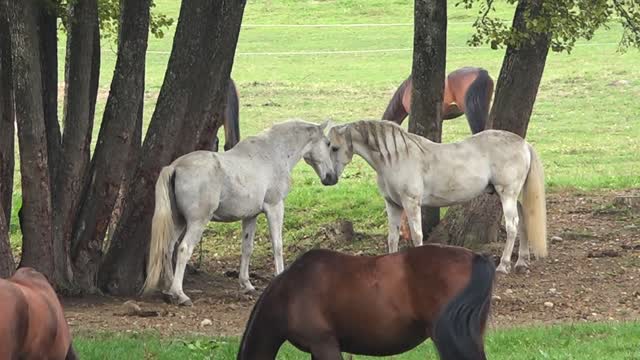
[75,321,640,359]
[9,1,640,252]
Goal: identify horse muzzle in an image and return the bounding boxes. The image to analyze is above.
[321,173,338,186]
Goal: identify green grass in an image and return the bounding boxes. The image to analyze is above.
[9,1,640,250]
[74,321,640,359]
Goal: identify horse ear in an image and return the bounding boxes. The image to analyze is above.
[319,119,333,135]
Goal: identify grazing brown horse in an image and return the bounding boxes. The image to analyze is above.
[0,267,77,360]
[382,67,494,134]
[212,78,241,152]
[237,244,495,360]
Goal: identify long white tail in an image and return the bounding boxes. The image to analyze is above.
[141,165,179,295]
[522,144,547,258]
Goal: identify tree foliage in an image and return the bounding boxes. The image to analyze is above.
[458,0,640,52]
[53,0,173,42]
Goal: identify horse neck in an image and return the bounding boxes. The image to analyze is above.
[348,124,435,170]
[237,294,282,360]
[269,127,316,172]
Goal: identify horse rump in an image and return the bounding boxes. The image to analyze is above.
[432,254,495,360]
[463,69,493,134]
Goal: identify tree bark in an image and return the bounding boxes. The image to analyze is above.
[8,0,54,277]
[98,0,247,295]
[429,0,551,248]
[53,0,99,287]
[408,0,447,236]
[0,200,14,278]
[0,0,15,227]
[71,0,150,292]
[38,1,61,186]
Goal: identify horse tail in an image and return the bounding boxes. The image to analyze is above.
[224,78,240,151]
[382,77,410,124]
[463,69,494,134]
[432,254,495,360]
[522,144,548,258]
[65,342,79,360]
[141,165,179,295]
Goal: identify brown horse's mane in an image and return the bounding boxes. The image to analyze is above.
[345,120,427,164]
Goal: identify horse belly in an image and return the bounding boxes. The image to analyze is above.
[338,319,426,356]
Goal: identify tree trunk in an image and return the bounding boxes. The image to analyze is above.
[98,0,247,295]
[0,201,14,277]
[38,2,61,186]
[53,0,99,287]
[408,0,447,236]
[71,0,150,292]
[429,0,551,248]
[8,0,54,277]
[0,0,15,227]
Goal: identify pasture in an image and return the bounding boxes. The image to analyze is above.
[8,0,640,358]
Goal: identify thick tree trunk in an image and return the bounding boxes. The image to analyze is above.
[408,0,447,236]
[53,0,99,287]
[0,201,14,277]
[0,0,15,227]
[38,3,61,185]
[8,0,54,277]
[98,0,247,295]
[71,0,150,292]
[429,0,551,248]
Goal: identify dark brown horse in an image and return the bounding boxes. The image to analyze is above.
[212,78,241,152]
[0,267,77,360]
[237,244,495,360]
[382,67,494,134]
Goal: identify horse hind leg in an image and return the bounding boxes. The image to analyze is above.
[514,201,530,273]
[166,220,206,306]
[496,189,519,274]
[239,216,258,292]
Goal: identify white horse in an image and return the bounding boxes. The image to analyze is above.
[327,120,547,274]
[142,120,337,306]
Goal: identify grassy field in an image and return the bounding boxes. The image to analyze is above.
[74,321,640,359]
[8,0,640,255]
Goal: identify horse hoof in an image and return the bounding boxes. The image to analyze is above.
[496,264,510,274]
[514,263,529,274]
[178,298,193,307]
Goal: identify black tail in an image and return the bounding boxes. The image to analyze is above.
[463,69,494,134]
[382,77,410,124]
[432,254,495,360]
[224,78,240,151]
[66,342,79,360]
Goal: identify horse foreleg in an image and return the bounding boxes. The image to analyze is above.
[167,221,205,306]
[239,216,258,292]
[310,337,344,360]
[515,201,530,272]
[265,201,285,275]
[385,199,403,253]
[402,198,423,247]
[497,192,519,274]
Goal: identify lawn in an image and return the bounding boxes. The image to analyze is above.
[74,321,640,359]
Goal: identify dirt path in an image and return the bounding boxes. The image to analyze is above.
[62,190,640,337]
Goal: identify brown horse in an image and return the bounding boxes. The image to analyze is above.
[382,67,494,134]
[212,78,241,152]
[237,244,495,360]
[0,267,77,360]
